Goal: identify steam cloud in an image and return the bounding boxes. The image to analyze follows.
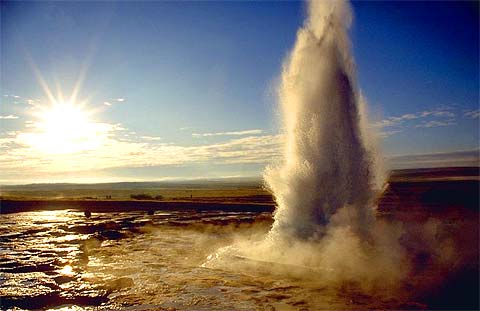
[264,0,378,241]
[202,0,402,288]
[242,0,406,289]
[201,0,470,303]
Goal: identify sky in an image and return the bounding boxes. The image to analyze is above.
[1,1,479,184]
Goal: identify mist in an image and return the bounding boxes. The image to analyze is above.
[264,0,378,241]
[201,0,405,290]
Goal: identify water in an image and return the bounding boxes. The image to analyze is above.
[0,210,274,310]
[0,205,478,310]
[1,209,344,310]
[265,0,378,241]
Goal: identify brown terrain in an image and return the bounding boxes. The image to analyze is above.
[1,167,478,215]
[0,167,478,310]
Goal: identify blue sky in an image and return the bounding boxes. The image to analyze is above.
[1,1,478,183]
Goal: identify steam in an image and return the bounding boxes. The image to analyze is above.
[201,1,471,302]
[264,0,379,241]
[200,1,403,289]
[228,0,407,289]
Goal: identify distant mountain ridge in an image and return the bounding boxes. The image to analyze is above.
[1,167,478,191]
[390,166,479,179]
[0,176,264,191]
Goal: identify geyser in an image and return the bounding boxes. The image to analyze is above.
[205,0,403,288]
[265,0,378,240]
[206,1,464,296]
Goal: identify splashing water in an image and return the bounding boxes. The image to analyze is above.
[264,0,378,241]
[204,0,404,290]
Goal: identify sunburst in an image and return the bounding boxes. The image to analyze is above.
[19,58,110,155]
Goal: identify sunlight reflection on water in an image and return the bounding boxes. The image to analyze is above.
[3,210,310,310]
[59,265,74,276]
[1,208,475,310]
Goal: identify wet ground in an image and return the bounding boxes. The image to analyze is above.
[0,205,478,310]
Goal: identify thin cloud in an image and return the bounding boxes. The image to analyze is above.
[415,120,456,128]
[373,108,456,129]
[192,129,263,137]
[113,123,127,131]
[25,120,35,128]
[388,149,479,169]
[464,109,480,119]
[140,135,162,141]
[428,110,455,117]
[0,115,19,119]
[378,130,403,138]
[102,98,124,107]
[0,125,282,181]
[372,107,458,137]
[3,94,40,107]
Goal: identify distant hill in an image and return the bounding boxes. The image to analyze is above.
[0,176,264,191]
[389,166,479,180]
[1,167,478,192]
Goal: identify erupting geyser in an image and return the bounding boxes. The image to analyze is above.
[206,0,399,286]
[265,0,378,241]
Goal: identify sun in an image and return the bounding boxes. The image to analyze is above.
[18,59,113,155]
[40,102,89,133]
[19,101,110,155]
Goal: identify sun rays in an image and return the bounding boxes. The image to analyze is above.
[18,57,110,155]
[19,101,111,154]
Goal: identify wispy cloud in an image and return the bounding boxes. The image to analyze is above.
[3,94,41,107]
[192,129,263,137]
[0,120,281,182]
[102,98,125,107]
[464,109,480,119]
[189,134,281,164]
[378,130,403,138]
[140,135,162,141]
[372,107,457,136]
[0,115,19,119]
[421,110,455,118]
[373,108,456,129]
[415,120,456,128]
